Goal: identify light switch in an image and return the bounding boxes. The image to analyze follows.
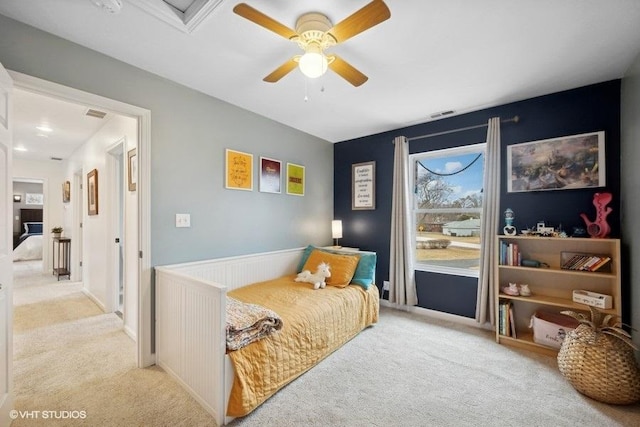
[175,213,191,228]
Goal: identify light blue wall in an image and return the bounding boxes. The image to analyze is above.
[0,14,334,266]
[621,50,640,354]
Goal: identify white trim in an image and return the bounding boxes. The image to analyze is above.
[414,264,480,278]
[128,0,224,33]
[8,70,154,368]
[71,169,83,283]
[380,299,490,330]
[123,325,136,341]
[137,107,152,368]
[106,138,126,315]
[82,287,107,312]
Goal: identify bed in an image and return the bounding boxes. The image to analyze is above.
[155,245,378,425]
[13,208,44,261]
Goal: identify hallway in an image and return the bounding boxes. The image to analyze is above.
[11,261,215,426]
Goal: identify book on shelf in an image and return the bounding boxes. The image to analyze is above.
[499,241,521,266]
[578,256,600,271]
[509,305,517,339]
[498,300,516,337]
[561,253,611,272]
[589,257,611,272]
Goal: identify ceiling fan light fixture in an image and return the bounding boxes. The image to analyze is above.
[298,45,328,79]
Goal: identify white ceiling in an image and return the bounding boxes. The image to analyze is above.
[12,89,113,162]
[2,0,640,147]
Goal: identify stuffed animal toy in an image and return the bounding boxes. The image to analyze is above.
[295,262,331,290]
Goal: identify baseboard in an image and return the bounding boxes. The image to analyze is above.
[124,325,137,341]
[81,288,107,312]
[380,299,488,329]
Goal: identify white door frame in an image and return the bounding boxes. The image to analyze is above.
[71,169,83,282]
[106,138,126,318]
[0,60,14,427]
[9,71,154,368]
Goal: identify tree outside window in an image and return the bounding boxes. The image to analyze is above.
[411,143,485,276]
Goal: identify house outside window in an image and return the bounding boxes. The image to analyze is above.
[410,143,486,277]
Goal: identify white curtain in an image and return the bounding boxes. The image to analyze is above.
[476,117,501,325]
[389,135,418,306]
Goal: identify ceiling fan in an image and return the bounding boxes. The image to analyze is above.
[233,1,391,87]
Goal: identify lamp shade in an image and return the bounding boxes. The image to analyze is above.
[331,220,343,239]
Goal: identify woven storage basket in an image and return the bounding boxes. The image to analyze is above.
[558,324,640,404]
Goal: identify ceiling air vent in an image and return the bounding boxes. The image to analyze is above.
[85,108,107,119]
[430,110,455,119]
[50,157,63,161]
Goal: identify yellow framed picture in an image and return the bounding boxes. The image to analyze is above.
[225,149,253,191]
[286,162,305,196]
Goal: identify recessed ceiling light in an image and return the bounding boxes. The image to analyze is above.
[14,146,28,152]
[36,125,53,132]
[90,0,123,14]
[36,133,49,138]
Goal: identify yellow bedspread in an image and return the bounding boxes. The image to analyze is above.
[226,275,379,417]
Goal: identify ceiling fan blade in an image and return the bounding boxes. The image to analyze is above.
[233,3,298,40]
[328,0,391,44]
[263,58,299,83]
[328,55,368,87]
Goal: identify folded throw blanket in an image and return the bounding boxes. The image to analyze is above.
[226,297,283,351]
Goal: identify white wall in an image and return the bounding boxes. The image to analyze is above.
[621,50,640,355]
[63,114,138,337]
[13,158,64,272]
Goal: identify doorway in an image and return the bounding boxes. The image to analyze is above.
[9,70,152,367]
[11,179,45,273]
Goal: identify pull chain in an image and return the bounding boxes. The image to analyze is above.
[304,78,309,102]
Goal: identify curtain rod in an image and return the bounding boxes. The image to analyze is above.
[407,115,520,142]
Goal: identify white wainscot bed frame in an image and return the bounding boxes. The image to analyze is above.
[155,247,305,426]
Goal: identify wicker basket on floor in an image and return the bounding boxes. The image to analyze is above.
[557,308,640,405]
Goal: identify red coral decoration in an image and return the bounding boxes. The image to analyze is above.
[580,192,612,238]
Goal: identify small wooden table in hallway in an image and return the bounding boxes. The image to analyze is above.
[52,237,71,280]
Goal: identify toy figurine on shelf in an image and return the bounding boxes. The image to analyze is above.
[580,192,613,238]
[504,208,517,236]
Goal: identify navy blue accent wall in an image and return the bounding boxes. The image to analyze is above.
[334,81,622,317]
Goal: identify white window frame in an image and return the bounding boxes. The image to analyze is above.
[410,142,486,278]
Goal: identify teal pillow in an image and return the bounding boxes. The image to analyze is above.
[297,245,376,290]
[350,252,376,290]
[297,245,317,273]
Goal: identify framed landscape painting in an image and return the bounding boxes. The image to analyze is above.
[507,131,605,193]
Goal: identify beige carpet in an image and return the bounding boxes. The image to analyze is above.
[228,308,640,427]
[12,261,216,426]
[12,261,640,426]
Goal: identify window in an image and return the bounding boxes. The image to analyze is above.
[411,143,486,277]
